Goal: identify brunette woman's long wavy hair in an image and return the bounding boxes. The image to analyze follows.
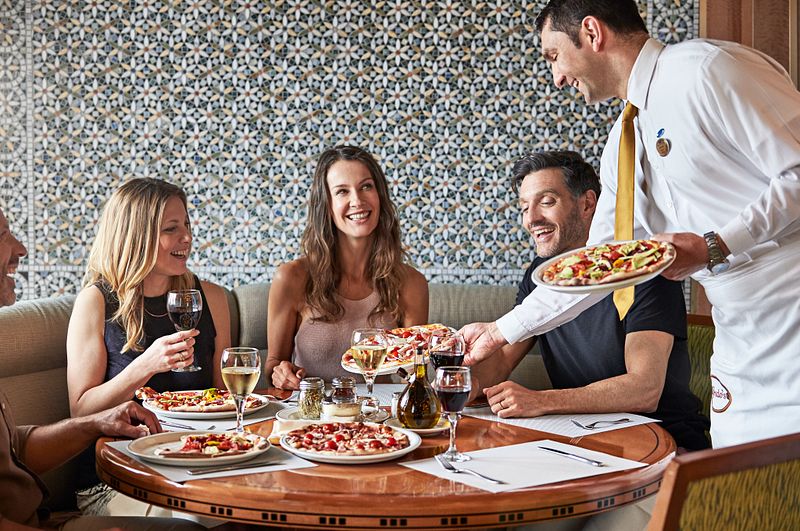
[301,145,406,324]
[84,178,195,353]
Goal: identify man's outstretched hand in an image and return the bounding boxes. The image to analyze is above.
[459,321,508,365]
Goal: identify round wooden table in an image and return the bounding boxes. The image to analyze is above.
[97,409,675,530]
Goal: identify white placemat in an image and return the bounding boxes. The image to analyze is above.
[401,439,647,493]
[463,408,660,437]
[106,440,316,483]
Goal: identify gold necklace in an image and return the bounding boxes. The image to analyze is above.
[144,307,168,318]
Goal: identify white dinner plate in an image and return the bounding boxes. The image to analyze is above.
[384,417,450,437]
[276,406,389,423]
[127,431,270,467]
[531,240,676,295]
[142,393,270,420]
[279,423,421,464]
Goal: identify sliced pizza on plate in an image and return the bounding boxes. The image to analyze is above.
[154,432,267,458]
[534,240,676,289]
[280,421,422,466]
[135,386,266,413]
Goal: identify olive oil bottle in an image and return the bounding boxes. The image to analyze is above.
[397,346,442,429]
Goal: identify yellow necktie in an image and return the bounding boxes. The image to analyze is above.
[613,102,638,320]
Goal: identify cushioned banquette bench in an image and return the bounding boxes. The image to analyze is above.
[0,283,548,511]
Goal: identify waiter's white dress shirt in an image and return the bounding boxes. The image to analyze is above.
[498,38,800,448]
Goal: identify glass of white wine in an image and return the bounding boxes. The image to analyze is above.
[350,328,388,420]
[220,347,261,433]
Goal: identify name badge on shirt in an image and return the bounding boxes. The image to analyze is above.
[656,128,671,157]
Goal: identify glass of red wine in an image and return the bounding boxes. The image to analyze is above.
[433,366,472,462]
[166,289,202,372]
[429,333,466,371]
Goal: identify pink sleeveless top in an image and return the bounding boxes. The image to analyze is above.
[292,291,397,382]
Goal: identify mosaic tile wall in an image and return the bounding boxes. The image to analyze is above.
[1,0,698,300]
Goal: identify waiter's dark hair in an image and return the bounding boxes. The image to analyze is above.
[535,0,648,47]
[511,151,601,199]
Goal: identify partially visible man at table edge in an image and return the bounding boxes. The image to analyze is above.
[0,207,204,531]
[460,0,800,450]
[470,151,710,453]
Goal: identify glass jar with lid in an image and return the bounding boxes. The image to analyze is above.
[331,376,357,404]
[298,377,325,420]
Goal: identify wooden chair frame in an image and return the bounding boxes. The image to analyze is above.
[647,431,800,530]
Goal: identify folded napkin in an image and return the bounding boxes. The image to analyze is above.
[463,409,660,437]
[401,439,647,493]
[106,440,316,483]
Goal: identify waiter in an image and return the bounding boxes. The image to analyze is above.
[462,0,800,448]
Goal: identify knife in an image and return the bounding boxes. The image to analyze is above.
[538,446,606,467]
[187,459,280,476]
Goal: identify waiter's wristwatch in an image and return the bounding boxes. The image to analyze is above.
[704,231,730,274]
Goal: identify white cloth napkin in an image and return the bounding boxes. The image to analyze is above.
[463,408,660,437]
[106,440,316,483]
[401,439,647,493]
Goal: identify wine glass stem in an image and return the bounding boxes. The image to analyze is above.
[365,375,375,396]
[234,395,246,433]
[447,412,459,454]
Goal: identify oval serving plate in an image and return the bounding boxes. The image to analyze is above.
[279,422,421,464]
[128,431,270,467]
[142,393,270,420]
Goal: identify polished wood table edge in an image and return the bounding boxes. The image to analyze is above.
[96,420,676,529]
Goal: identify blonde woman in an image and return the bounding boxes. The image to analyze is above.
[266,145,429,389]
[66,178,230,516]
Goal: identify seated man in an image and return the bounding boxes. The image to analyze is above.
[0,207,203,531]
[472,151,710,453]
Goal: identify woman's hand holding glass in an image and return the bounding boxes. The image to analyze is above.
[138,329,199,374]
[166,289,203,372]
[220,347,261,433]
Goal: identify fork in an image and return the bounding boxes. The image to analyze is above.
[571,418,631,430]
[434,454,506,484]
[206,424,217,430]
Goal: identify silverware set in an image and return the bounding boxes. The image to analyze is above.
[186,459,279,476]
[570,418,630,430]
[434,454,506,484]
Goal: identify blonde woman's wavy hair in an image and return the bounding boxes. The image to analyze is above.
[302,145,406,324]
[84,178,194,353]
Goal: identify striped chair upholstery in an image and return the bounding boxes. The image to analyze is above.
[648,432,800,531]
[686,314,714,419]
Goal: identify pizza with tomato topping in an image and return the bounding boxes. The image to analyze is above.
[154,432,267,458]
[340,323,454,373]
[539,240,676,287]
[135,386,266,413]
[282,422,410,456]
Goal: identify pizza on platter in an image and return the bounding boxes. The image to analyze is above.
[154,432,267,458]
[282,422,410,456]
[135,387,266,413]
[341,323,454,372]
[539,240,675,287]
